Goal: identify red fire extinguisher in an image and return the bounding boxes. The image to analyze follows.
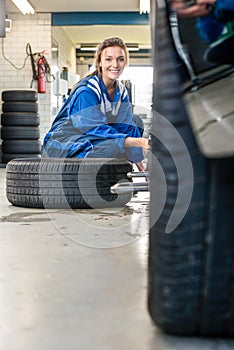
[37,55,47,93]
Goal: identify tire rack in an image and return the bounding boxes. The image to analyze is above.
[1,90,41,163]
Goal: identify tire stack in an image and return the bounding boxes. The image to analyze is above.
[1,90,41,164]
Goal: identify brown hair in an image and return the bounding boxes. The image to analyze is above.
[90,37,129,76]
[72,37,129,90]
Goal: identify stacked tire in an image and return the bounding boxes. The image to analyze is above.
[1,90,41,164]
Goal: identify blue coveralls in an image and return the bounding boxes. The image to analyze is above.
[196,0,234,42]
[43,75,144,163]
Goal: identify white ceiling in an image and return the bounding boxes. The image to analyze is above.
[6,0,150,46]
[7,0,141,13]
[63,25,150,46]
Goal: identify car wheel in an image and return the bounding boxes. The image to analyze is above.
[148,0,234,337]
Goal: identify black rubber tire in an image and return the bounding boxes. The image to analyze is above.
[2,140,41,154]
[1,113,40,127]
[1,126,40,140]
[2,102,38,113]
[148,0,234,338]
[6,158,133,209]
[2,154,41,163]
[2,90,38,102]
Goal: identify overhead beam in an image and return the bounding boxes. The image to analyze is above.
[52,11,149,26]
[76,48,151,59]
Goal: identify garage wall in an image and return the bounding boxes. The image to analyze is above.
[0,12,52,144]
[51,26,77,119]
[52,26,76,76]
[0,13,77,147]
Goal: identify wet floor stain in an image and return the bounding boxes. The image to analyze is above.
[0,212,53,223]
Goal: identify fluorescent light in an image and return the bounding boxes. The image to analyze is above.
[80,46,97,51]
[139,0,150,14]
[11,0,35,15]
[127,44,139,51]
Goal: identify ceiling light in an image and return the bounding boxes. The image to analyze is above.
[126,44,139,52]
[11,0,35,15]
[139,0,150,14]
[79,45,97,51]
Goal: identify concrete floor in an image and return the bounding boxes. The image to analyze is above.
[1,167,234,350]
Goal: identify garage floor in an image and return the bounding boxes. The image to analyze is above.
[0,167,234,350]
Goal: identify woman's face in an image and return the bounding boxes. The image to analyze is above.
[99,46,126,85]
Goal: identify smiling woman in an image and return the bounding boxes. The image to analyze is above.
[43,37,150,172]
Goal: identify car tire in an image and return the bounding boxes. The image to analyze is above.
[1,113,40,127]
[2,154,41,163]
[2,140,41,154]
[2,102,38,113]
[2,90,38,102]
[6,158,133,209]
[1,126,40,140]
[148,0,234,337]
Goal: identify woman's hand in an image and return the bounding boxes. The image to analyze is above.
[124,137,150,153]
[135,161,146,172]
[170,0,216,18]
[140,137,151,153]
[124,137,150,172]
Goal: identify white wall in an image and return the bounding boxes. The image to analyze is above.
[51,26,77,118]
[0,12,52,142]
[0,13,77,145]
[52,26,76,75]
